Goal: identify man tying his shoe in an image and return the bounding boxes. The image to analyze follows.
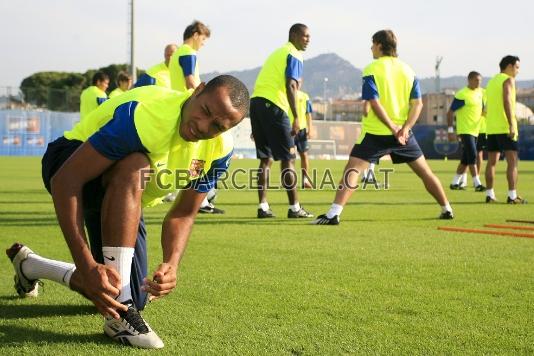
[6,75,249,349]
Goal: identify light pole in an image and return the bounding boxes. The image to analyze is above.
[323,77,328,120]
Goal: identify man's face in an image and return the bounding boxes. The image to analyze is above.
[292,28,310,51]
[179,85,243,142]
[119,79,132,91]
[371,42,381,59]
[97,79,109,92]
[192,33,208,51]
[509,61,520,78]
[468,75,482,89]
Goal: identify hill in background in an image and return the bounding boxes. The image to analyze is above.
[202,53,534,98]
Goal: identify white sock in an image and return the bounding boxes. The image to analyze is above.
[369,163,376,171]
[460,173,468,186]
[326,203,344,219]
[206,188,217,202]
[200,196,210,208]
[102,246,134,304]
[486,188,496,199]
[289,202,301,212]
[259,202,270,212]
[441,202,452,213]
[473,175,482,187]
[508,190,517,200]
[21,254,76,287]
[451,174,462,185]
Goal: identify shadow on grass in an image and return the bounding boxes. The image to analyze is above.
[0,201,51,204]
[0,325,111,346]
[0,216,57,227]
[0,302,96,319]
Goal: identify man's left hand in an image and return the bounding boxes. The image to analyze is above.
[142,263,177,301]
[395,127,410,146]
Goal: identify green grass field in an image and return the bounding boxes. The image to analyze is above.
[0,157,533,354]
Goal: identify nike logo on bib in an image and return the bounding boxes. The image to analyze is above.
[104,255,116,261]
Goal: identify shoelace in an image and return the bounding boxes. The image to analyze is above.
[121,304,149,334]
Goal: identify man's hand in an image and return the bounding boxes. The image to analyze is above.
[509,127,516,140]
[291,120,300,136]
[306,127,312,139]
[395,126,410,146]
[81,263,127,319]
[143,263,177,301]
[448,133,457,142]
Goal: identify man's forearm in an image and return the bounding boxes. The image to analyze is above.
[369,100,396,131]
[403,101,423,130]
[286,81,299,121]
[161,216,194,267]
[503,93,514,127]
[185,75,198,90]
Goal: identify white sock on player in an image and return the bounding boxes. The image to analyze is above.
[259,202,270,212]
[21,254,76,287]
[326,203,343,219]
[200,196,210,208]
[473,175,482,187]
[451,174,462,185]
[102,246,134,304]
[508,190,517,200]
[486,188,496,199]
[289,202,301,213]
[441,202,453,214]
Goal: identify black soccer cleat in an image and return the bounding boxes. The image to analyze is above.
[287,207,314,218]
[198,205,225,214]
[485,196,497,203]
[310,214,340,225]
[104,300,164,349]
[257,208,275,218]
[439,211,454,220]
[449,184,466,190]
[474,185,486,192]
[507,196,527,204]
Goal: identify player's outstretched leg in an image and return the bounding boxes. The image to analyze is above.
[407,156,454,219]
[312,156,368,225]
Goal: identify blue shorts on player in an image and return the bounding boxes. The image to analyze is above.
[486,134,518,152]
[459,134,477,165]
[350,131,424,164]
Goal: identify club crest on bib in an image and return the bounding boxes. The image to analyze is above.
[189,159,205,178]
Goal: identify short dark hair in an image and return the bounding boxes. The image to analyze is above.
[468,71,481,80]
[372,30,398,57]
[183,20,210,41]
[202,75,250,118]
[289,23,307,39]
[499,55,520,71]
[116,71,131,84]
[92,71,109,85]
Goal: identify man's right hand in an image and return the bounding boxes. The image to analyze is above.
[81,263,127,319]
[291,120,300,136]
[509,127,516,140]
[448,133,457,142]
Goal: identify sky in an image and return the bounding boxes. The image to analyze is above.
[1,0,533,87]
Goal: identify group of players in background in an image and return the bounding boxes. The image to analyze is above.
[5,20,526,349]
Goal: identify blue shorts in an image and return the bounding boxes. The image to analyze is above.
[350,132,423,164]
[41,136,149,310]
[294,128,309,153]
[476,133,487,152]
[487,134,518,152]
[250,97,295,161]
[459,134,477,165]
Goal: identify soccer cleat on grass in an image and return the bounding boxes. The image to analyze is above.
[5,243,39,297]
[507,196,527,204]
[198,205,225,214]
[257,208,275,218]
[485,196,497,203]
[288,207,314,218]
[474,185,486,192]
[310,214,340,225]
[449,184,466,190]
[439,211,454,220]
[104,300,164,349]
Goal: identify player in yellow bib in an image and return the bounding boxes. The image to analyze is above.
[6,75,249,349]
[134,44,178,88]
[169,21,210,92]
[312,30,453,225]
[250,23,313,219]
[108,71,132,99]
[294,87,314,188]
[446,71,485,191]
[484,55,526,204]
[79,71,109,120]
